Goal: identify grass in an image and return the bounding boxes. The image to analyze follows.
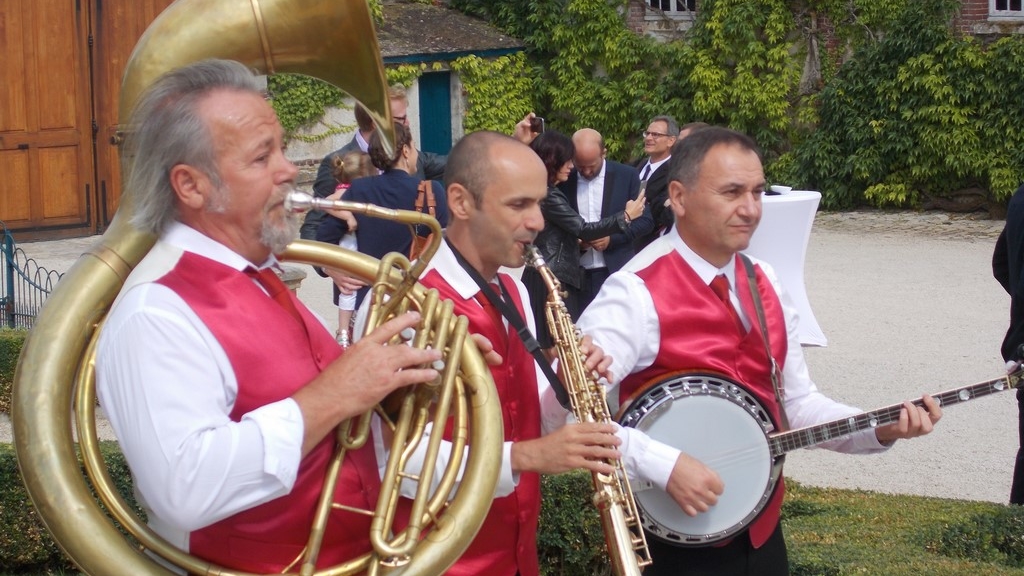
[784,481,1024,576]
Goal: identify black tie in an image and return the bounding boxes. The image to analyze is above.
[640,163,651,181]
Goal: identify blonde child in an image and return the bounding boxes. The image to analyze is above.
[328,150,375,347]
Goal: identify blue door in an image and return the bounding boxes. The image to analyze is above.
[417,72,452,155]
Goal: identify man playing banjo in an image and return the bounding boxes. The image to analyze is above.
[577,126,942,576]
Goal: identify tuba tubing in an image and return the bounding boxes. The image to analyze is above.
[13,1,501,574]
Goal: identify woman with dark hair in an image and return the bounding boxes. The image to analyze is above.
[521,130,645,346]
[317,121,448,308]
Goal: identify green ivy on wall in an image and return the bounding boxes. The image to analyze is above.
[451,53,534,134]
[267,0,1024,209]
[793,0,1024,208]
[266,74,349,142]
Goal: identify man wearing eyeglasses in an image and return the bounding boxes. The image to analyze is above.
[633,115,679,251]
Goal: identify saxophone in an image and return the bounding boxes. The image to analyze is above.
[524,245,652,575]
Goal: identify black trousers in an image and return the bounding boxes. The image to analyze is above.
[643,524,789,576]
[577,266,610,319]
[1012,387,1024,504]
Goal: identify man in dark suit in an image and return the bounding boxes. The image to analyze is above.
[993,182,1024,504]
[632,115,679,252]
[388,84,447,181]
[302,103,376,240]
[304,86,447,240]
[558,128,654,312]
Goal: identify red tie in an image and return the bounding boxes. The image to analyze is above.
[710,274,745,334]
[474,281,507,346]
[246,266,305,326]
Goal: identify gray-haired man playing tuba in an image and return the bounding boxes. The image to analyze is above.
[96,59,438,572]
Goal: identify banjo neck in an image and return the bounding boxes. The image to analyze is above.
[769,368,1024,457]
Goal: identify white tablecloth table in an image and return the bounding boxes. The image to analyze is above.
[745,190,827,347]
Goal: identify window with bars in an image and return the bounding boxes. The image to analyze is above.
[992,0,1024,15]
[648,0,697,12]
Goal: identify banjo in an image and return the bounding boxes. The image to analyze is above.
[617,368,1024,547]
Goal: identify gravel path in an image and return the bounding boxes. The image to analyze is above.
[4,209,1016,504]
[787,210,1012,504]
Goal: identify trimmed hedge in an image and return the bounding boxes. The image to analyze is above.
[2,452,1024,575]
[0,442,139,574]
[4,326,1024,575]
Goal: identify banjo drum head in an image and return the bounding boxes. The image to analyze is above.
[621,373,777,546]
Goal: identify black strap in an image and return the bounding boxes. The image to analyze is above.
[446,238,571,409]
[740,254,790,431]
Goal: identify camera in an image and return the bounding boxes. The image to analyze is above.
[529,116,545,134]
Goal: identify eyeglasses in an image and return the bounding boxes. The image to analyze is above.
[643,130,673,139]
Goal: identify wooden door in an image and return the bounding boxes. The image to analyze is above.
[0,0,94,238]
[91,0,176,229]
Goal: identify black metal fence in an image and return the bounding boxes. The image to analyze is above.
[1,221,63,329]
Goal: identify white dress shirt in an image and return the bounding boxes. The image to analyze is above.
[96,222,309,551]
[355,129,370,153]
[577,231,888,491]
[577,160,607,270]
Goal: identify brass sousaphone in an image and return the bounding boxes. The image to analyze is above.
[12,0,502,574]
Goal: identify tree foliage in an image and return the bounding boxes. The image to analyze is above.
[792,0,1024,208]
[449,0,1024,209]
[268,0,1024,209]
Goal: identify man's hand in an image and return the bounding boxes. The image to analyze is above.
[625,195,645,222]
[510,422,621,475]
[874,394,942,445]
[470,333,503,367]
[294,312,442,454]
[586,237,611,251]
[325,268,367,295]
[665,452,724,517]
[514,113,539,145]
[576,334,613,382]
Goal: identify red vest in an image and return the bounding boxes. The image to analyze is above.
[618,253,788,548]
[157,252,381,572]
[417,269,543,576]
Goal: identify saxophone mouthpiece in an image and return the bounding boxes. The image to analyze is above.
[284,190,316,214]
[524,244,545,267]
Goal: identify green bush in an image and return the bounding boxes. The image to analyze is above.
[0,329,27,415]
[538,472,609,576]
[793,0,1024,209]
[931,506,1024,568]
[4,457,1024,575]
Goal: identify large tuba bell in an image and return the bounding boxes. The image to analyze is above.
[12,1,501,574]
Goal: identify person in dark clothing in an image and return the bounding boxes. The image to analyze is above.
[316,121,448,308]
[992,182,1024,504]
[519,130,644,346]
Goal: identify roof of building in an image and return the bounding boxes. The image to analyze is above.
[378,1,525,64]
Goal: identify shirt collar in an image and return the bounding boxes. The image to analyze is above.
[648,155,671,174]
[424,239,498,301]
[667,231,737,289]
[355,130,371,153]
[162,221,279,273]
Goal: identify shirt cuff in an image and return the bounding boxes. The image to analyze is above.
[617,425,679,492]
[242,398,304,490]
[495,441,518,497]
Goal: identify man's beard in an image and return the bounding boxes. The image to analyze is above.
[205,183,300,254]
[260,186,301,254]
